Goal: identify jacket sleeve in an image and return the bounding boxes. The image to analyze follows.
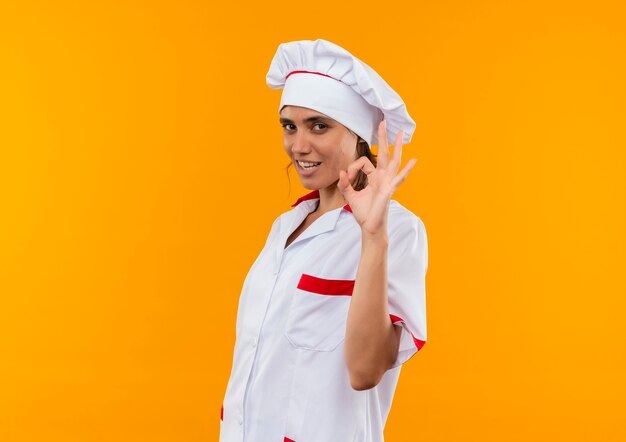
[386,212,428,369]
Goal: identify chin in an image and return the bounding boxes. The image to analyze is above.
[301,183,321,190]
[301,181,335,191]
[297,174,337,191]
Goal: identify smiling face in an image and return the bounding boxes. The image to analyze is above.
[280,105,359,190]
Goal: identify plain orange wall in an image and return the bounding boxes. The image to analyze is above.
[1,1,625,441]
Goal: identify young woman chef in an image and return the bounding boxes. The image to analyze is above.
[219,38,428,442]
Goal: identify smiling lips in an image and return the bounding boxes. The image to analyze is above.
[297,160,322,169]
[295,160,322,176]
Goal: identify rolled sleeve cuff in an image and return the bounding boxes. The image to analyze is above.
[389,314,426,369]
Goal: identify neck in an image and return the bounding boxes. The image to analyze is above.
[315,182,348,214]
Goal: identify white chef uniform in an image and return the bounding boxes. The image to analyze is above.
[219,189,428,442]
[219,38,427,441]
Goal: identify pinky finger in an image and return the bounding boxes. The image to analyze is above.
[390,158,418,190]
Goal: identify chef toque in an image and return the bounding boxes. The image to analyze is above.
[266,38,416,147]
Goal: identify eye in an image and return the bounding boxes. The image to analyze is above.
[312,123,327,131]
[282,123,296,131]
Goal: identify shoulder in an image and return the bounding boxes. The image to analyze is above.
[267,205,299,235]
[387,200,429,270]
[388,200,426,237]
[263,210,289,239]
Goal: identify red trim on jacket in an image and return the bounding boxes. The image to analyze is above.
[220,405,223,421]
[389,314,426,350]
[284,437,296,442]
[291,189,352,213]
[291,189,320,207]
[297,273,355,296]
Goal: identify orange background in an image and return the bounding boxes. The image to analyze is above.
[1,0,625,441]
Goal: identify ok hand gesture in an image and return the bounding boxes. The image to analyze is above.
[337,120,417,235]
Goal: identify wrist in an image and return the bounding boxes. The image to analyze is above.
[361,229,389,246]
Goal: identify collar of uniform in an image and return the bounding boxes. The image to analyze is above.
[291,189,353,213]
[277,190,353,252]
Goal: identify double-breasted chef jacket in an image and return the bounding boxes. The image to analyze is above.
[219,189,428,442]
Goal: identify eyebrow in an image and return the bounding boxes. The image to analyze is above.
[279,115,333,125]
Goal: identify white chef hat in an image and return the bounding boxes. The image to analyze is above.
[266,38,416,147]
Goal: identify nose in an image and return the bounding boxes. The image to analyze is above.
[290,130,312,155]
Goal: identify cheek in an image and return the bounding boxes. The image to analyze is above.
[283,137,292,153]
[339,143,358,163]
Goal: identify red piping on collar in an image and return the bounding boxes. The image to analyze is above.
[290,189,319,206]
[291,189,352,213]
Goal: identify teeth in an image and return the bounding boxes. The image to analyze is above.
[298,161,321,168]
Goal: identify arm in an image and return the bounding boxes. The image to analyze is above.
[337,119,417,391]
[344,230,403,391]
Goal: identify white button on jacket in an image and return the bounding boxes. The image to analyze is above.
[219,190,428,442]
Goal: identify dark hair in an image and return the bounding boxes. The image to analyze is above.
[284,134,377,196]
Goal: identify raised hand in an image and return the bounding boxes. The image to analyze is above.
[337,120,417,235]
